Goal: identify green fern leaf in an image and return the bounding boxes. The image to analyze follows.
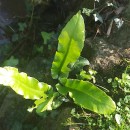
[51,12,85,79]
[57,78,116,115]
[0,67,51,99]
[35,92,59,113]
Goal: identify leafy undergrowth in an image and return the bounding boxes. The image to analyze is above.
[63,65,130,130]
[0,0,130,130]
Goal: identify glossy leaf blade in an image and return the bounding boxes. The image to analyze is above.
[51,12,85,79]
[0,67,51,99]
[60,78,116,115]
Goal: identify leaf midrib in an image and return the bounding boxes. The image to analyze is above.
[57,14,81,78]
[65,81,114,109]
[12,76,45,97]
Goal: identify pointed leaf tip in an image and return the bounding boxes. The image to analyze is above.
[51,12,85,79]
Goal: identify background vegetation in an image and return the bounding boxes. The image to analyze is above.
[0,0,129,130]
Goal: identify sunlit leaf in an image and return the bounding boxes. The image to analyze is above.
[51,12,85,79]
[58,78,116,115]
[0,67,51,99]
[35,92,59,113]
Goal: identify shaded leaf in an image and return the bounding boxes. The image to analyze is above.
[12,33,19,42]
[18,23,27,32]
[3,56,19,67]
[18,22,27,32]
[51,12,85,79]
[56,83,69,96]
[41,31,54,44]
[68,56,90,71]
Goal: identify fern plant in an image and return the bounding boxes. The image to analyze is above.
[0,12,116,115]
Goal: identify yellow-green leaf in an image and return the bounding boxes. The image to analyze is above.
[35,92,58,113]
[0,67,51,100]
[51,12,85,79]
[58,78,116,115]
